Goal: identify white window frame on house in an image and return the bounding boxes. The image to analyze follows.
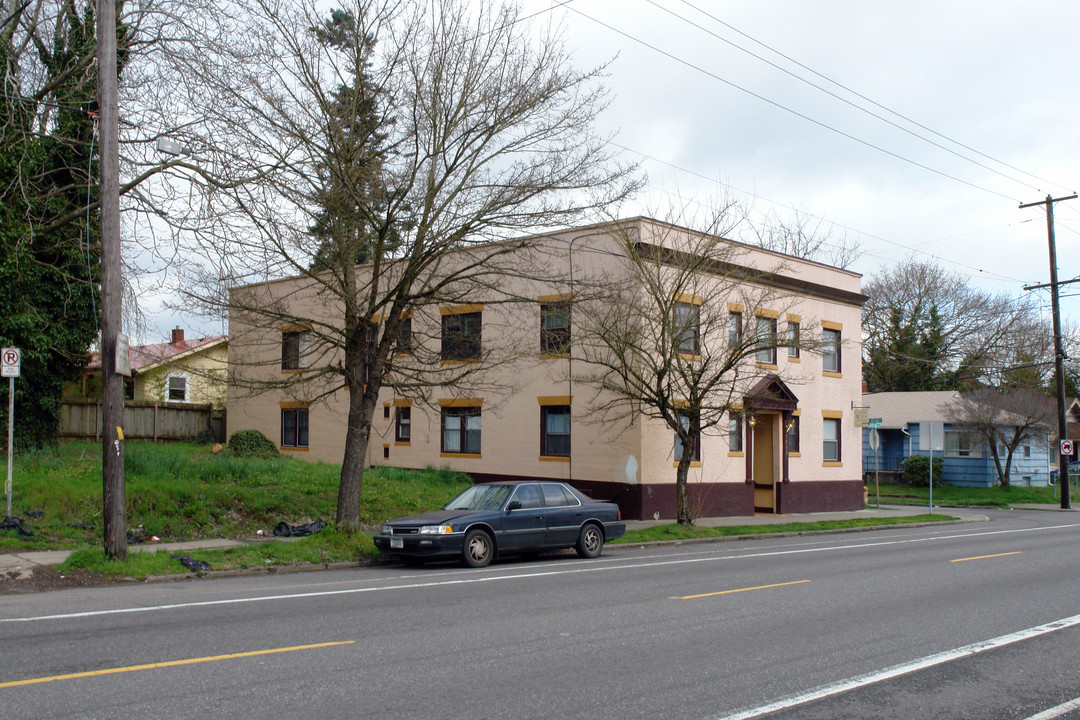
[945,430,981,458]
[166,373,189,402]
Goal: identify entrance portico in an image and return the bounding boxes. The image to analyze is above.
[742,375,799,513]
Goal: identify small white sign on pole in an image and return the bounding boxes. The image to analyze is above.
[1062,439,1074,456]
[1,347,20,378]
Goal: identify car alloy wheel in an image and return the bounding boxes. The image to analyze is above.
[576,523,604,559]
[463,528,494,568]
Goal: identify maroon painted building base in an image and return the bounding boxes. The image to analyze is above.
[470,472,865,521]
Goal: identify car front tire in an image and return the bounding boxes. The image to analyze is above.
[576,523,604,559]
[462,528,494,568]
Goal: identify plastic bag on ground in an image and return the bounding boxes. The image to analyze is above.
[1,516,33,536]
[273,518,326,537]
[172,555,211,573]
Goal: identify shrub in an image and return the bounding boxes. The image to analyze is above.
[227,429,279,458]
[901,454,944,487]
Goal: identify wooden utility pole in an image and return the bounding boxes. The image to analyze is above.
[1020,193,1078,510]
[97,0,126,558]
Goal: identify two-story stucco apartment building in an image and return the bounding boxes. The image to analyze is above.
[227,218,866,520]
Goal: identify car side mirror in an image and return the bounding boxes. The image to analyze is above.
[507,500,522,512]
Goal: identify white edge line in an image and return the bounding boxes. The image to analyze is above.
[714,613,1080,720]
[1024,696,1080,720]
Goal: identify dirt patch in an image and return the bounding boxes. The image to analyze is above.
[0,567,134,595]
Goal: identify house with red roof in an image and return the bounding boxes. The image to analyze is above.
[74,328,228,408]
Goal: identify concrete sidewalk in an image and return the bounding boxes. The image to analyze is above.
[0,539,247,580]
[623,502,991,531]
[1,502,1067,580]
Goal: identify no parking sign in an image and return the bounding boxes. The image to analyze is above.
[1,348,19,378]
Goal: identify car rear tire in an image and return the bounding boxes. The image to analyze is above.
[576,523,604,559]
[462,528,494,568]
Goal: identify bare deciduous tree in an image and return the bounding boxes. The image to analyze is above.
[157,0,639,531]
[944,387,1054,486]
[862,259,1049,392]
[747,208,861,270]
[574,212,819,525]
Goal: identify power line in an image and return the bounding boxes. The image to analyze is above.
[565,5,1020,203]
[647,0,1051,197]
[668,0,1077,198]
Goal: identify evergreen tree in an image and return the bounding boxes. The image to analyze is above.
[0,1,128,446]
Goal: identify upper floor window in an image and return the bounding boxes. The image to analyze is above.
[541,405,571,457]
[756,315,777,365]
[396,316,413,356]
[674,302,700,355]
[786,321,800,359]
[728,311,743,348]
[822,327,841,374]
[441,310,482,362]
[540,302,571,355]
[282,330,311,370]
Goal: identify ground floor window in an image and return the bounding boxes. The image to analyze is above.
[166,374,188,402]
[281,408,309,448]
[395,406,411,443]
[823,417,840,462]
[541,405,571,457]
[442,406,481,454]
[675,410,701,462]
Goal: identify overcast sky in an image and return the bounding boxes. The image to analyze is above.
[151,0,1080,343]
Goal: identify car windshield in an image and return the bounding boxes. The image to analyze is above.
[445,484,513,511]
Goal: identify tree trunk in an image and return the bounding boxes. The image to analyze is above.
[675,454,693,525]
[336,323,379,532]
[336,384,375,532]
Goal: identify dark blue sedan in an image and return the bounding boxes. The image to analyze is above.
[373,481,626,568]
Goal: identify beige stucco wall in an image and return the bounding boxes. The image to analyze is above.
[227,218,864,509]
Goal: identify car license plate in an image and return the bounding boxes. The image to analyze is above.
[390,537,403,549]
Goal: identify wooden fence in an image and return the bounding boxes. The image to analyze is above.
[60,400,226,443]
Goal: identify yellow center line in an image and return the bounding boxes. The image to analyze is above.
[678,579,810,600]
[0,640,354,689]
[951,551,1022,563]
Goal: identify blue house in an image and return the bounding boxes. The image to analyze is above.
[862,391,1053,487]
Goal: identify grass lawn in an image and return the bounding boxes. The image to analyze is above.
[871,482,1061,507]
[1,440,471,578]
[0,441,1015,580]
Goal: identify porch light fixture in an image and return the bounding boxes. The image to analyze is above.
[747,415,756,427]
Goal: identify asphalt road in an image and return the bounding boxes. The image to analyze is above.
[2,509,1080,719]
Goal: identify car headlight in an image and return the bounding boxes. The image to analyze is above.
[380,524,394,535]
[418,524,454,535]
